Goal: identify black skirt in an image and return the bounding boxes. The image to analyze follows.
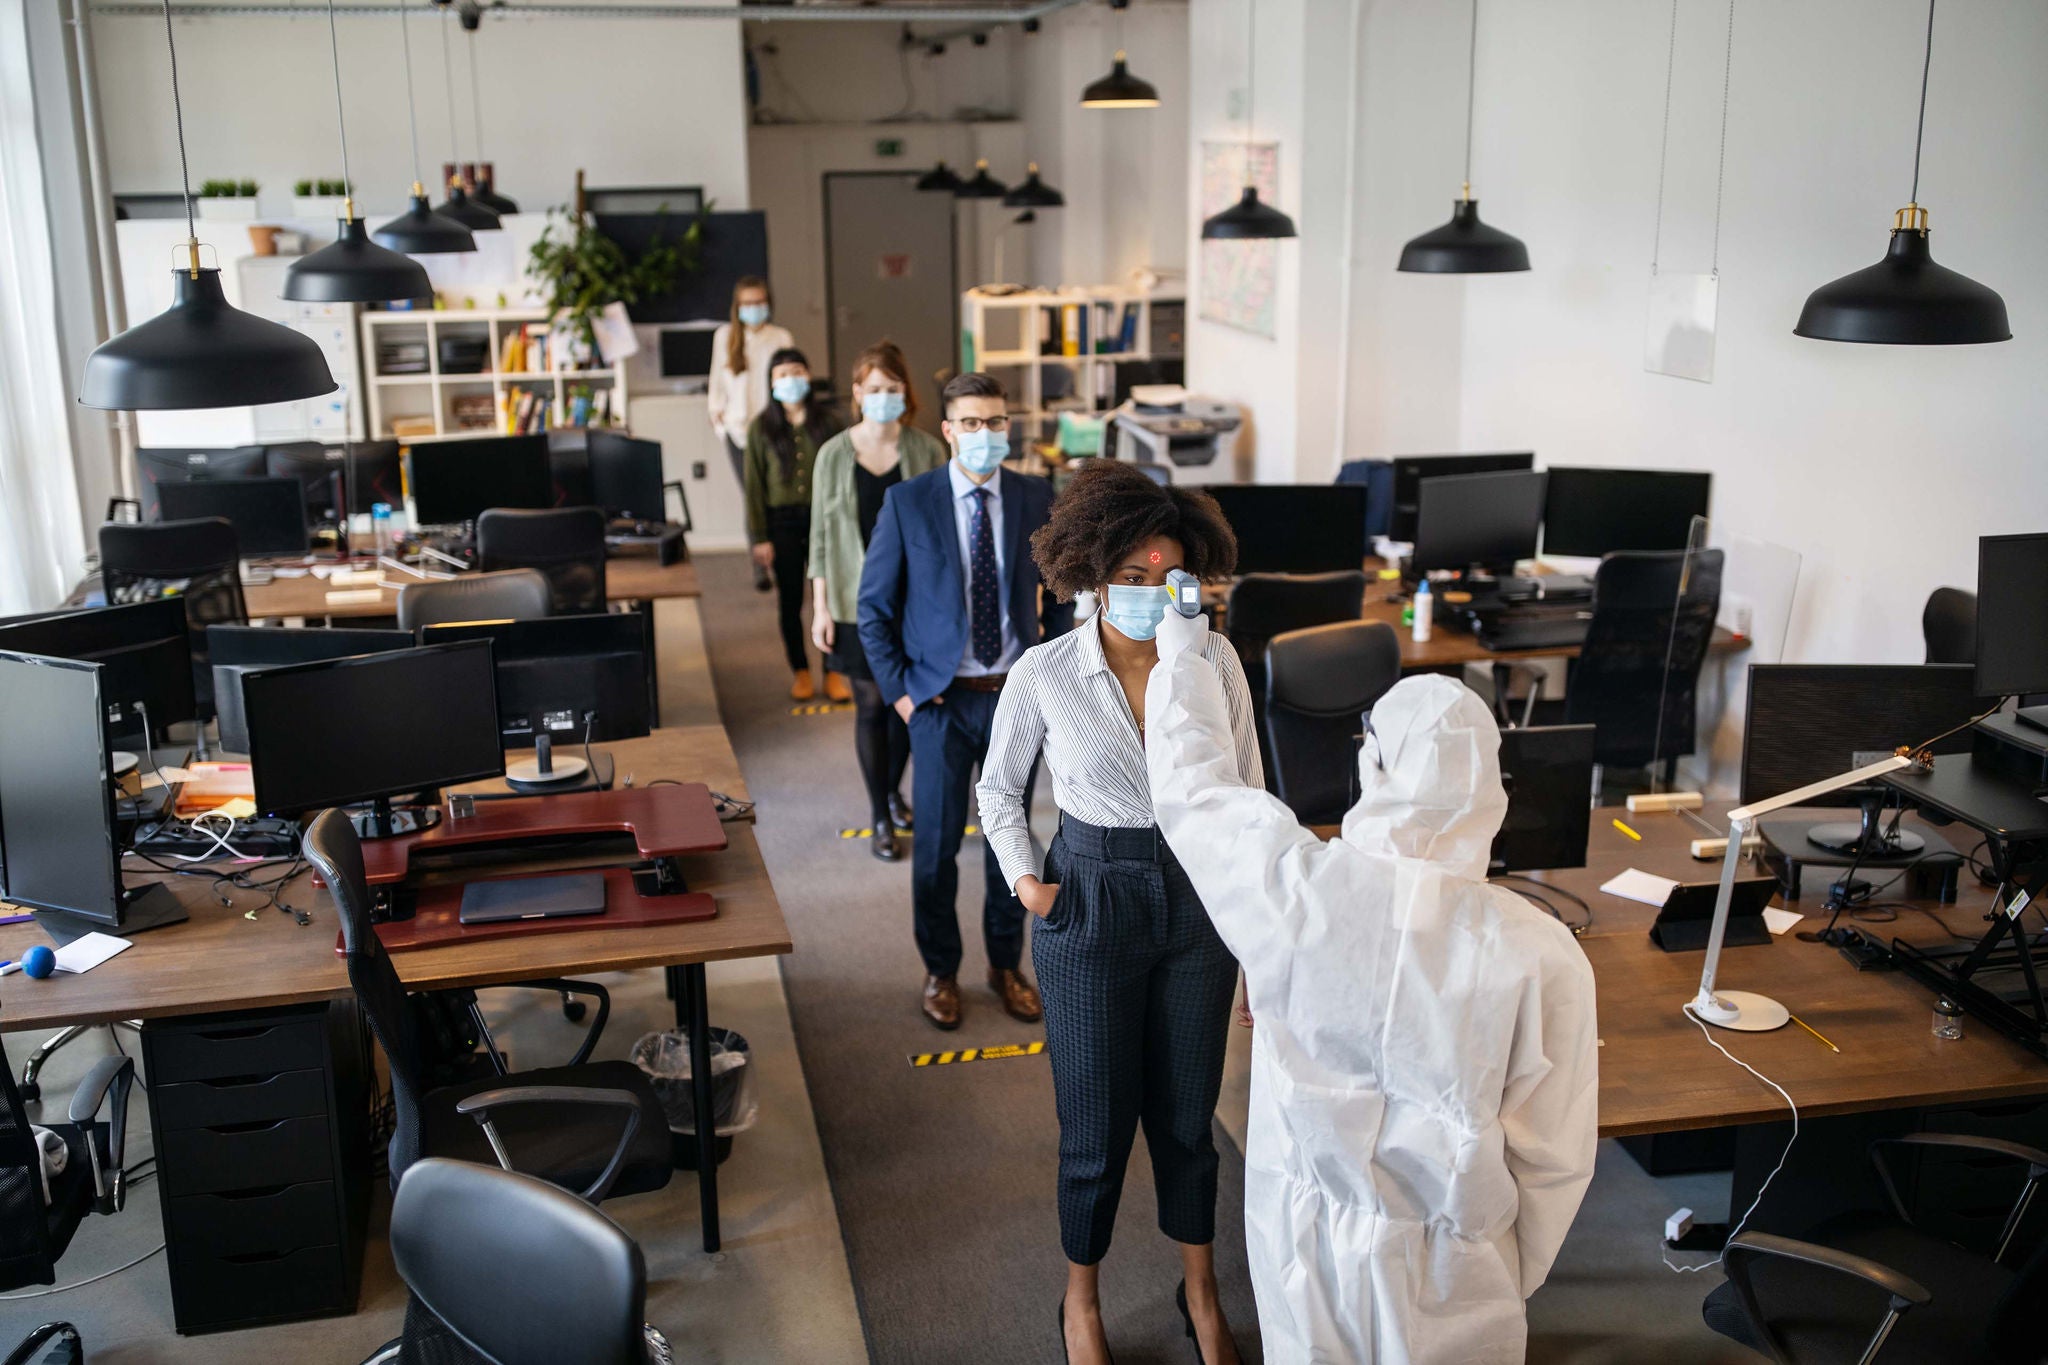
[828,619,872,680]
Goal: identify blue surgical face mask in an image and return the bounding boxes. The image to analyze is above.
[737,302,770,328]
[861,391,906,425]
[1102,584,1171,641]
[771,375,811,405]
[954,427,1008,477]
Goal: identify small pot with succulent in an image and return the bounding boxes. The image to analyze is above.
[198,178,260,221]
[292,177,350,219]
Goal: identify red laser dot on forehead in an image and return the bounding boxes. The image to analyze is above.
[1149,551,1161,564]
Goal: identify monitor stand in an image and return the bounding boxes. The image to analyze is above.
[1804,796,1927,858]
[2015,703,2048,736]
[33,883,189,947]
[351,796,442,840]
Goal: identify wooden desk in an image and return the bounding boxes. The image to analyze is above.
[237,554,700,622]
[1354,579,1749,672]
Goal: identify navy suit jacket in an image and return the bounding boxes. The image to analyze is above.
[857,465,1072,707]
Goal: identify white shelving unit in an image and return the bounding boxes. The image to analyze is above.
[959,285,1185,437]
[359,307,629,442]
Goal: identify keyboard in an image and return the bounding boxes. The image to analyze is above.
[1466,604,1594,651]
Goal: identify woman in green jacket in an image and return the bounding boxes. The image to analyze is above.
[746,347,843,701]
[808,339,947,860]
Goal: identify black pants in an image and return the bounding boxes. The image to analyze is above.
[828,620,909,828]
[764,505,810,674]
[1031,819,1239,1266]
[907,683,1036,977]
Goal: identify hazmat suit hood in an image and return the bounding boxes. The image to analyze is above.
[1340,674,1508,881]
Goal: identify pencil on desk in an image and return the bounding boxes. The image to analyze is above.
[1612,818,1642,842]
[1789,1014,1839,1053]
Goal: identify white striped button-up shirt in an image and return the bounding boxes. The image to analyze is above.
[978,613,1263,894]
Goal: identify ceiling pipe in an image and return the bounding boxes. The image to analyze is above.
[93,1,1086,20]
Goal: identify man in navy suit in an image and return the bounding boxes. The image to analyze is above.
[859,372,1073,1030]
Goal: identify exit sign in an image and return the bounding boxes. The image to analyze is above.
[875,139,905,157]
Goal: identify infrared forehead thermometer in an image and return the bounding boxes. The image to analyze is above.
[1165,568,1203,617]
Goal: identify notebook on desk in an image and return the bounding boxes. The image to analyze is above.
[458,872,608,925]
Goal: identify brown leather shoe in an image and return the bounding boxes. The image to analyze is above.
[790,670,817,702]
[922,974,962,1030]
[824,671,853,703]
[989,968,1043,1023]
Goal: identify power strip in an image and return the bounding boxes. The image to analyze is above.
[1690,834,1764,860]
[1628,791,1705,814]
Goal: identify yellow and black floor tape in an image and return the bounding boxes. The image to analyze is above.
[789,702,856,716]
[838,825,976,839]
[910,1040,1045,1067]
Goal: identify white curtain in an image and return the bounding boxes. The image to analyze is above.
[0,0,88,615]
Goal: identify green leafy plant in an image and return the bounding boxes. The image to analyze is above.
[200,179,230,197]
[319,178,347,196]
[526,204,708,351]
[294,178,313,197]
[238,179,258,197]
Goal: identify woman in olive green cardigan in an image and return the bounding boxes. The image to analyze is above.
[807,340,946,860]
[745,347,843,701]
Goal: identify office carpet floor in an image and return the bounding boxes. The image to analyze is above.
[694,551,1762,1365]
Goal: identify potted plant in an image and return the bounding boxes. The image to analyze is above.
[292,177,349,219]
[199,178,259,221]
[526,204,706,364]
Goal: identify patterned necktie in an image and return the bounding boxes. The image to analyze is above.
[969,487,1002,668]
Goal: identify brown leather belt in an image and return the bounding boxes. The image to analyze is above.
[951,673,1008,694]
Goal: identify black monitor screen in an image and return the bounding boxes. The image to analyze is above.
[1976,533,2048,698]
[133,446,267,520]
[422,615,652,747]
[1491,724,1596,874]
[407,435,553,527]
[1542,468,1711,558]
[1412,470,1548,573]
[1740,664,1980,806]
[159,477,310,556]
[0,598,195,740]
[208,625,414,754]
[588,430,666,522]
[1388,452,1535,541]
[1205,485,1368,574]
[243,641,505,815]
[659,329,716,378]
[0,653,121,923]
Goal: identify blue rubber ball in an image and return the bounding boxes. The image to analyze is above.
[22,945,56,979]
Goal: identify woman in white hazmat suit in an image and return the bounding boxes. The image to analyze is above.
[1144,610,1599,1365]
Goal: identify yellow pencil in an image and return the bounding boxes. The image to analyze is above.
[1612,818,1642,841]
[1789,1013,1839,1053]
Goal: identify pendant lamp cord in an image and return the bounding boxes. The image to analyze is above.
[1462,0,1478,194]
[1649,0,1677,273]
[160,0,195,254]
[1242,0,1256,178]
[400,3,423,190]
[325,0,354,217]
[440,5,462,183]
[468,24,486,164]
[1909,0,1934,205]
[1709,0,1733,274]
[1649,0,1737,277]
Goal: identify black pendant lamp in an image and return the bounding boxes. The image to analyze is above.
[81,0,334,410]
[1003,163,1065,209]
[430,5,500,231]
[374,2,475,255]
[463,6,517,214]
[916,161,965,193]
[1201,0,1295,240]
[1794,0,2008,344]
[286,0,431,303]
[956,159,1009,200]
[1397,0,1527,273]
[1081,0,1160,108]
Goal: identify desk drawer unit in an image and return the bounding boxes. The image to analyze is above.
[142,1002,371,1335]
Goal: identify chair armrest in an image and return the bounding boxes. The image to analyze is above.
[455,1085,645,1204]
[68,1054,135,1209]
[1723,1232,1930,1365]
[477,978,612,1066]
[1870,1133,2048,1261]
[3,1323,82,1365]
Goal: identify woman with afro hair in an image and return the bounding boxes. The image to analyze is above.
[976,460,1260,1365]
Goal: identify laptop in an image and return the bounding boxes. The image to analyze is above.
[458,873,609,925]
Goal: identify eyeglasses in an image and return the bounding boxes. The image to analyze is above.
[950,415,1010,433]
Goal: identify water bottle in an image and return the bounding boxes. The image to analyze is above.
[1411,578,1433,644]
[371,502,393,560]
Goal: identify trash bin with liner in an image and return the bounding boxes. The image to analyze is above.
[629,1027,758,1169]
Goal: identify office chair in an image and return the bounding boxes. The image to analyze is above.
[364,1158,672,1365]
[1702,1133,2048,1365]
[1923,587,1977,666]
[3,1323,82,1365]
[478,507,609,615]
[1223,570,1370,782]
[303,810,672,1203]
[398,568,554,634]
[98,517,247,723]
[1263,621,1403,825]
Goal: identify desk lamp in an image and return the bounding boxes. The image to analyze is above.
[1692,754,1915,1031]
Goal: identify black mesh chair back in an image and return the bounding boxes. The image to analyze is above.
[1564,549,1724,771]
[390,1158,649,1365]
[302,810,427,1182]
[1922,586,1977,665]
[1264,621,1403,825]
[1,1008,133,1298]
[0,1023,57,1291]
[477,508,608,615]
[1223,571,1369,781]
[99,517,247,720]
[398,569,554,634]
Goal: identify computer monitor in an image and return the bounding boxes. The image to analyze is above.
[406,434,553,527]
[1411,470,1548,574]
[159,477,311,556]
[0,598,195,746]
[264,442,348,522]
[1387,452,1535,542]
[1741,663,1980,855]
[1976,533,2048,732]
[1540,468,1712,558]
[208,625,415,754]
[339,441,405,516]
[658,328,716,379]
[0,651,185,935]
[588,430,667,522]
[1204,484,1369,574]
[1490,724,1597,874]
[243,640,505,836]
[421,614,653,747]
[133,446,267,521]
